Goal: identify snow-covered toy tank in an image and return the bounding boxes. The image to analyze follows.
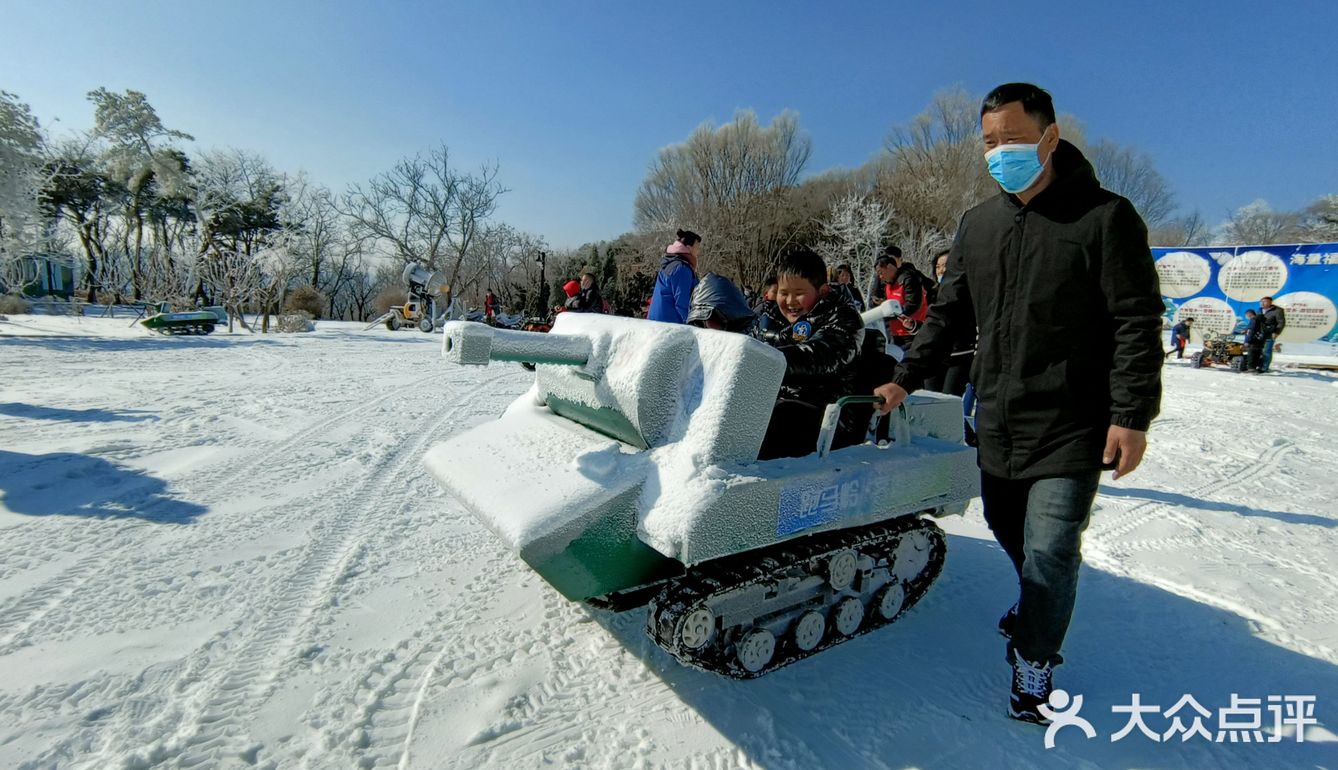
[427,314,978,677]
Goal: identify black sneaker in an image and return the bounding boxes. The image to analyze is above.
[998,603,1018,639]
[1009,653,1055,725]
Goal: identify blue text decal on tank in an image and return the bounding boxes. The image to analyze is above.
[790,320,812,342]
[777,467,874,536]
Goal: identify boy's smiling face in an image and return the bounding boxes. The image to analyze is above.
[776,275,825,325]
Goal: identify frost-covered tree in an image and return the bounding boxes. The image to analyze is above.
[0,90,46,288]
[878,87,995,260]
[634,110,811,286]
[1218,199,1304,246]
[191,149,286,310]
[202,248,259,332]
[1302,194,1338,242]
[342,144,506,295]
[816,194,893,288]
[1149,210,1211,247]
[1088,140,1177,229]
[88,88,193,299]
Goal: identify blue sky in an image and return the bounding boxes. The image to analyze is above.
[2,0,1335,248]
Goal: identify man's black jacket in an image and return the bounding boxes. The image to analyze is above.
[892,263,928,318]
[1263,305,1286,339]
[893,140,1163,480]
[566,286,605,313]
[751,294,865,409]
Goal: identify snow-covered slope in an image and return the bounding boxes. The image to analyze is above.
[1,316,1334,769]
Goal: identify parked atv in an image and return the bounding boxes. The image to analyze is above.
[1190,333,1247,372]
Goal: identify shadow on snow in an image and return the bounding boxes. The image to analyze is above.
[1098,485,1336,529]
[0,336,285,353]
[587,533,1335,770]
[0,402,159,424]
[0,450,206,524]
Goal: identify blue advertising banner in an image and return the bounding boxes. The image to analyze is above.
[1153,243,1338,355]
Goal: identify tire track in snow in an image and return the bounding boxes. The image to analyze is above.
[21,366,519,770]
[159,367,518,769]
[307,534,520,769]
[1090,438,1296,542]
[0,364,504,657]
[0,365,442,657]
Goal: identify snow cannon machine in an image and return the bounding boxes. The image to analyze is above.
[427,314,979,678]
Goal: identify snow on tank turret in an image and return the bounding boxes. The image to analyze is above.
[426,314,978,677]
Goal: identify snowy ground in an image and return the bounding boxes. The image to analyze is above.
[1,314,1336,770]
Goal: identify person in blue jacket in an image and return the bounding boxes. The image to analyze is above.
[647,229,701,323]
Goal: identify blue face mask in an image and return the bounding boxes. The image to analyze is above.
[985,130,1052,194]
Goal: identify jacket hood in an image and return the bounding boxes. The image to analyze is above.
[686,272,755,330]
[660,253,694,271]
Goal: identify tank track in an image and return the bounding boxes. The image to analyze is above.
[646,515,946,679]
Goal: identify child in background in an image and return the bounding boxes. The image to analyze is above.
[751,249,865,459]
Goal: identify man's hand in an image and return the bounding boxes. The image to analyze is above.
[873,382,909,415]
[1103,426,1148,480]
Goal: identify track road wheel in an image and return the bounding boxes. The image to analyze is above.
[677,606,715,651]
[418,316,434,333]
[876,582,906,621]
[826,549,858,590]
[833,596,864,636]
[736,628,776,673]
[792,610,825,652]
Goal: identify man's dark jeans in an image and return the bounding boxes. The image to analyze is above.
[981,469,1101,666]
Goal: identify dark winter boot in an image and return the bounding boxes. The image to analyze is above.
[998,603,1018,639]
[1009,652,1055,725]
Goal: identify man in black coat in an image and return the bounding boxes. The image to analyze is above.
[1260,295,1286,372]
[873,83,1164,724]
[566,272,606,313]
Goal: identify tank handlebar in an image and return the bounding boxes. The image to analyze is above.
[442,321,591,367]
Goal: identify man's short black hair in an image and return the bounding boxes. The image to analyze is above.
[981,83,1056,129]
[874,255,898,269]
[1246,309,1257,316]
[882,245,902,260]
[776,249,828,290]
[763,273,778,288]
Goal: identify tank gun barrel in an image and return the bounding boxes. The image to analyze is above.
[442,321,590,366]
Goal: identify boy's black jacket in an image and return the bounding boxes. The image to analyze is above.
[894,140,1164,480]
[751,294,865,408]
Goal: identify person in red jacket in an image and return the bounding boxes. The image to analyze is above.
[873,246,929,352]
[484,289,498,325]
